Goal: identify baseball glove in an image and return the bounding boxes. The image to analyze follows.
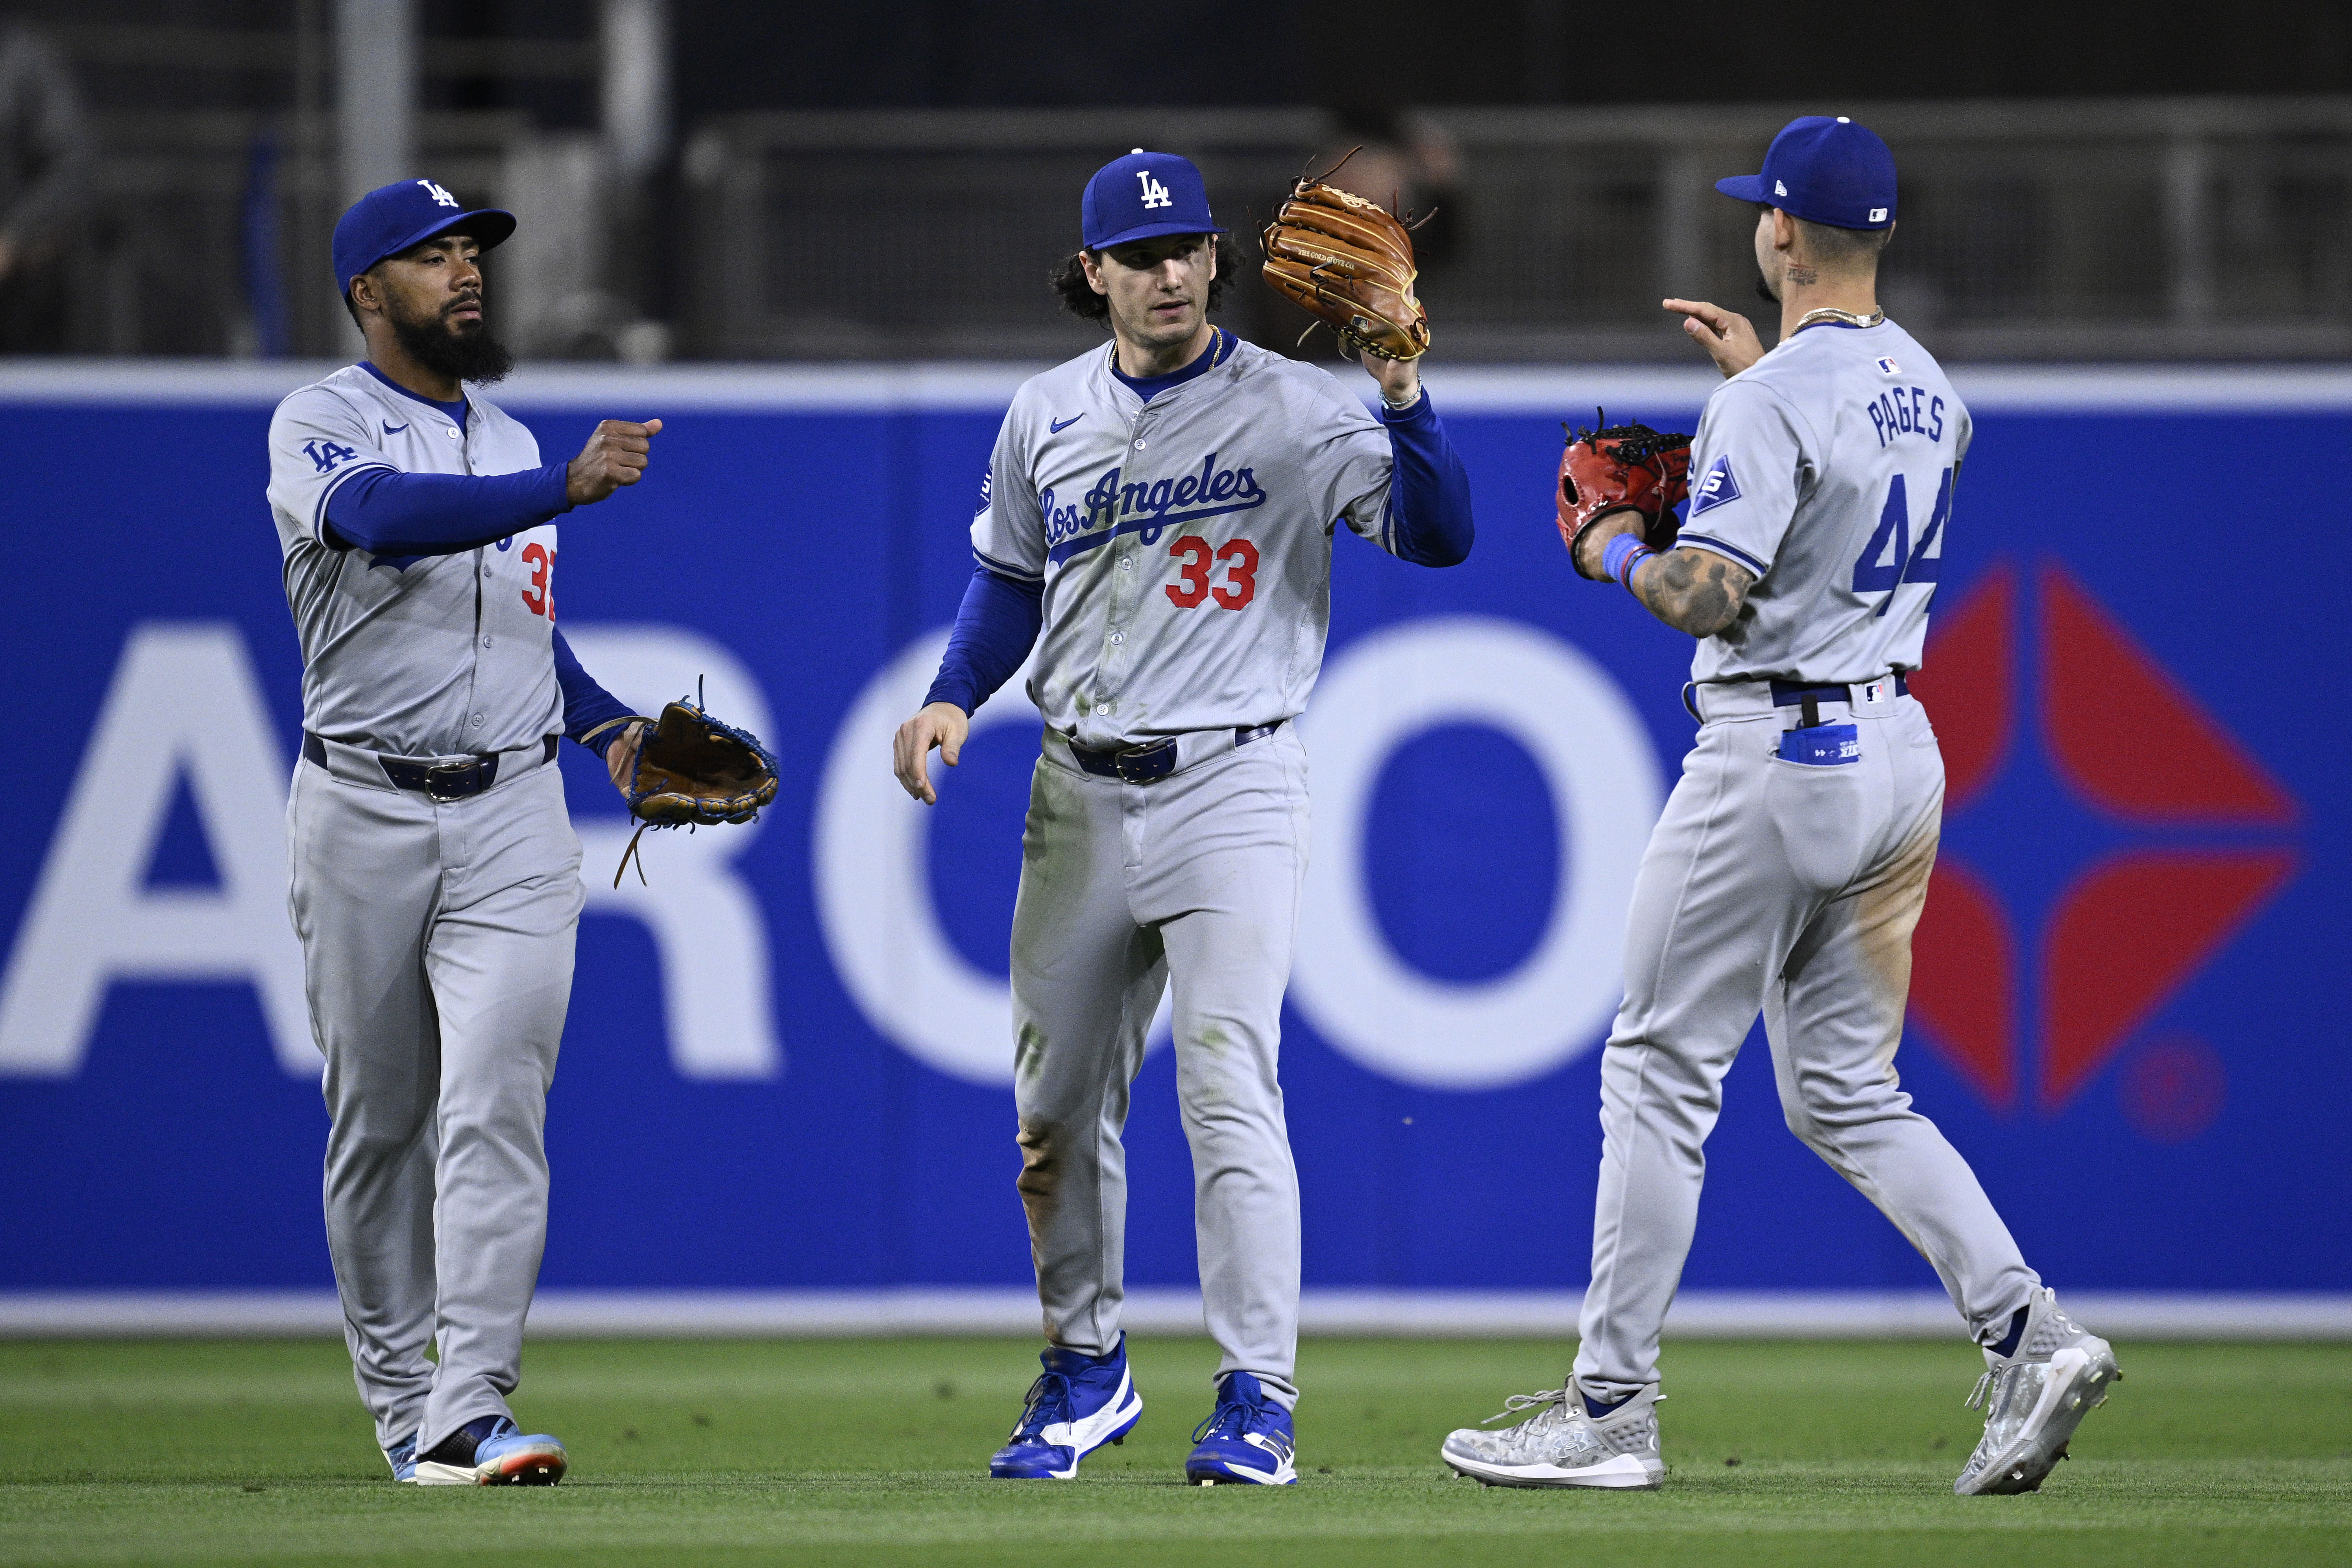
[612,693,781,887]
[1556,411,1694,580]
[1260,150,1431,362]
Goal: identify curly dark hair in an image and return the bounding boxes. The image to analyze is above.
[1050,237,1229,326]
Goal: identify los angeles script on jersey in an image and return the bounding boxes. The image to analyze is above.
[1042,453,1267,563]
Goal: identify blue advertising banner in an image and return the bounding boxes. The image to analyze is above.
[1,363,2345,1317]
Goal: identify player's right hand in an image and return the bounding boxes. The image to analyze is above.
[893,701,971,805]
[567,417,663,505]
[1663,299,1765,379]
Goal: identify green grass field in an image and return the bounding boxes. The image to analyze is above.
[2,1336,2346,1567]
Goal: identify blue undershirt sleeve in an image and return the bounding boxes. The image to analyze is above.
[323,462,574,556]
[552,627,640,754]
[924,564,1046,716]
[1378,392,1476,567]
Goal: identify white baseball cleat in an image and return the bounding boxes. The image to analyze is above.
[1440,1379,1664,1489]
[1953,1287,2121,1496]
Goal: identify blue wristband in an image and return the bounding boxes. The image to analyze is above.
[1602,531,1655,589]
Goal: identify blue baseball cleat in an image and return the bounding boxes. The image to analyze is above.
[989,1336,1144,1479]
[414,1415,568,1486]
[1186,1371,1298,1485]
[382,1433,417,1483]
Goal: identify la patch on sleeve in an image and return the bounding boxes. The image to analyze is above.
[1690,455,1741,515]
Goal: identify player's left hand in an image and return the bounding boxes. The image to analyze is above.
[602,719,647,801]
[1359,348,1421,409]
[1572,509,1648,579]
[567,418,664,506]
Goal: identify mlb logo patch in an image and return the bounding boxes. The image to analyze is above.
[1875,356,1900,375]
[1689,455,1741,516]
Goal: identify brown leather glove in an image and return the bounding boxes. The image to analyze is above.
[1260,153,1431,362]
[612,696,780,886]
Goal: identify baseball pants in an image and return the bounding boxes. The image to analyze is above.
[1009,726,1310,1407]
[1575,688,2040,1401]
[286,745,582,1453]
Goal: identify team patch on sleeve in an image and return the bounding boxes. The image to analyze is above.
[1689,455,1742,516]
[975,466,993,517]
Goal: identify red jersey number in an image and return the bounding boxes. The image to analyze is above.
[520,542,554,618]
[1211,538,1258,609]
[1166,536,1213,608]
[1166,535,1256,611]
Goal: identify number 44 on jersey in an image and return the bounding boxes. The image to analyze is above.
[1853,465,1953,616]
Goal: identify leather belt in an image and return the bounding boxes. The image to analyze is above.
[1682,674,1911,725]
[1771,674,1908,706]
[304,731,557,801]
[1069,721,1283,785]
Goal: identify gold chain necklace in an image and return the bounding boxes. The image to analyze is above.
[1794,306,1885,330]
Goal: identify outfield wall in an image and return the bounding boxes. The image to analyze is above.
[2,361,2346,1337]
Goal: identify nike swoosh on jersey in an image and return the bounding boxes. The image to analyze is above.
[1049,415,1083,433]
[383,421,409,434]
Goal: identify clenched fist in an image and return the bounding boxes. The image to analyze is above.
[567,417,663,505]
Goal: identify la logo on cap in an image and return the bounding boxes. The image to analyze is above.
[1137,170,1171,209]
[416,179,459,208]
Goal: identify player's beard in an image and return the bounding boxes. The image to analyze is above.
[389,296,514,386]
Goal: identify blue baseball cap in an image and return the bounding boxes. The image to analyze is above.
[1715,116,1897,230]
[1081,149,1225,251]
[331,177,516,297]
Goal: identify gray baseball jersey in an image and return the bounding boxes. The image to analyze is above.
[266,365,561,756]
[977,332,1435,1414]
[971,334,1406,749]
[266,362,583,1461]
[1564,318,2042,1411]
[1676,318,1970,685]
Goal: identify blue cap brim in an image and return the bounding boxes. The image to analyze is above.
[1087,219,1228,252]
[1715,175,1770,204]
[352,207,518,286]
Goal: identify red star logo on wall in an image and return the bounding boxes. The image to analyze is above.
[1903,562,2298,1125]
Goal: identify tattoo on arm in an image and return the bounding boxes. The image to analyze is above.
[1630,547,1755,638]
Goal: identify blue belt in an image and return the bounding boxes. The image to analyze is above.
[1770,674,1908,706]
[304,730,556,801]
[1069,721,1282,784]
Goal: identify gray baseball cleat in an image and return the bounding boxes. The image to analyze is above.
[1954,1287,2121,1496]
[1440,1379,1665,1489]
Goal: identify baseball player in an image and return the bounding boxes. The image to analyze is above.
[266,179,660,1486]
[1438,118,2118,1495]
[892,150,1473,1485]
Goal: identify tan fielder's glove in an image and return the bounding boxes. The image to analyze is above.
[1260,152,1431,362]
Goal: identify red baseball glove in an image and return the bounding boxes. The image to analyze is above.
[1556,412,1694,580]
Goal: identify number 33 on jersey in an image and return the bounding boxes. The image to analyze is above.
[1166,535,1257,609]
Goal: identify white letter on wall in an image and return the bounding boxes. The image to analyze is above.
[562,624,782,1081]
[813,629,1040,1089]
[0,623,314,1077]
[1290,617,1665,1090]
